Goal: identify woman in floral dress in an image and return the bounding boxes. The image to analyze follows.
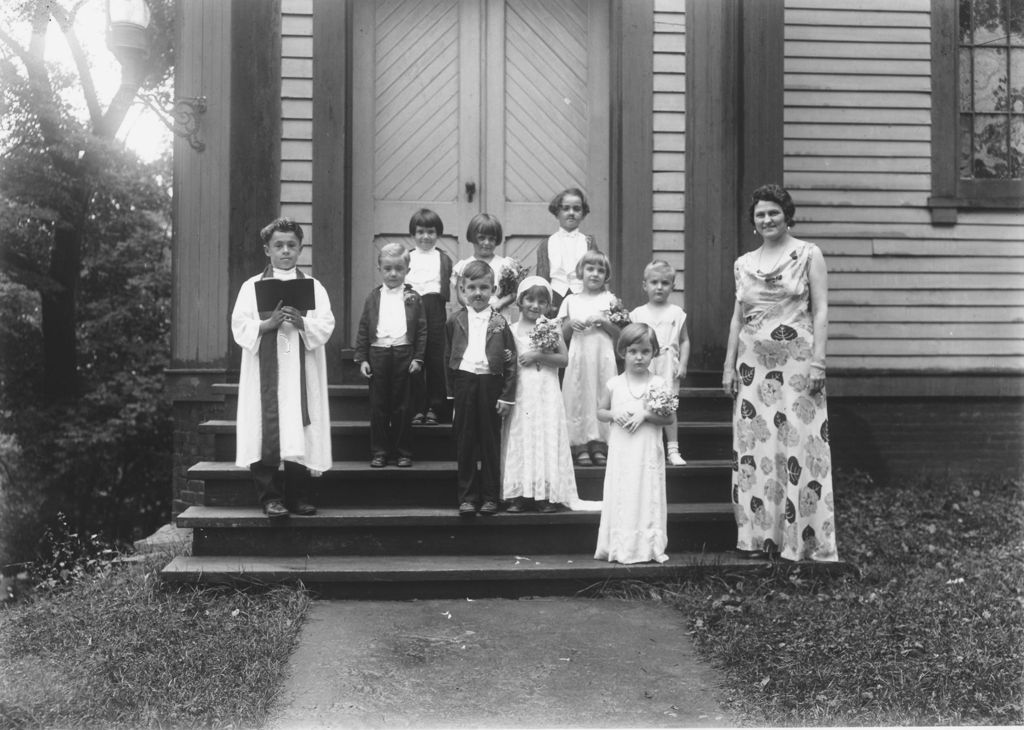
[722,184,838,562]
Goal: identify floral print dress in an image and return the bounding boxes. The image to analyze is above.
[730,242,838,561]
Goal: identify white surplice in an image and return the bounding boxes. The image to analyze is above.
[231,271,335,472]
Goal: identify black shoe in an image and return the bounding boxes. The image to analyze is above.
[538,500,560,513]
[263,500,289,519]
[506,497,527,513]
[370,455,387,468]
[289,501,317,516]
[396,456,413,468]
[424,410,439,426]
[459,502,477,516]
[479,500,499,515]
[411,413,425,425]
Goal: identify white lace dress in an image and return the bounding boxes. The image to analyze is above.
[594,374,669,564]
[501,324,579,507]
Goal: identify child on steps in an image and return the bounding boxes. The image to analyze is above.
[231,218,335,519]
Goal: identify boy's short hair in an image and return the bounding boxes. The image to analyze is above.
[378,242,410,266]
[408,208,444,237]
[548,187,590,217]
[465,213,503,245]
[616,322,660,358]
[643,259,675,280]
[260,217,304,243]
[575,248,612,282]
[461,259,494,285]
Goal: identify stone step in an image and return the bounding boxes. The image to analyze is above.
[161,552,855,599]
[198,419,733,461]
[211,383,734,422]
[187,459,734,506]
[178,504,737,557]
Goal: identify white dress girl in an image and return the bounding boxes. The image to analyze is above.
[594,373,669,564]
[557,290,618,459]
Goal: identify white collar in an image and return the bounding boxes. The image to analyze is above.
[469,308,491,321]
[272,266,298,280]
[381,284,404,296]
[555,228,583,238]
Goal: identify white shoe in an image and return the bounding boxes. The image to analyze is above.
[667,451,686,466]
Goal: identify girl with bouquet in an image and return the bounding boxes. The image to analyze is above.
[501,277,580,512]
[557,249,623,466]
[594,323,677,564]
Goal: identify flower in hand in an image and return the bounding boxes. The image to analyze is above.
[498,259,530,299]
[605,297,631,328]
[643,383,679,417]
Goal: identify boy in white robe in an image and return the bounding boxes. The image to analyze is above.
[231,218,335,519]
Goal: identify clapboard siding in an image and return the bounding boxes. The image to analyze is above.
[653,0,685,297]
[281,0,314,264]
[783,0,1024,373]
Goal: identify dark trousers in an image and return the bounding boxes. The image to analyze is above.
[451,370,503,506]
[369,344,414,458]
[251,460,310,507]
[411,293,448,419]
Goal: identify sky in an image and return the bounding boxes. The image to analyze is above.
[49,0,171,162]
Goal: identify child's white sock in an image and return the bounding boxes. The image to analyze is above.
[666,441,686,466]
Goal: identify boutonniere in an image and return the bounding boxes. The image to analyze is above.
[403,289,418,305]
[486,311,508,335]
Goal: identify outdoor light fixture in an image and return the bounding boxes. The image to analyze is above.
[105,0,152,72]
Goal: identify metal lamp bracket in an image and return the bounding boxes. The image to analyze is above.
[173,96,207,152]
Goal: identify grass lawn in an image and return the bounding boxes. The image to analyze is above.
[650,471,1024,726]
[0,555,310,729]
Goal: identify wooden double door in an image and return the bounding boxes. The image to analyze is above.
[350,0,611,332]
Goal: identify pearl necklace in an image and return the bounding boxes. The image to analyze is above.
[756,244,792,277]
[625,373,651,400]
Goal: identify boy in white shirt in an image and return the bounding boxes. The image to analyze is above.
[355,243,428,468]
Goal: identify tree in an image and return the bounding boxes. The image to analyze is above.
[0,0,173,400]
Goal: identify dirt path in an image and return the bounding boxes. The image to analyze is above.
[266,596,731,728]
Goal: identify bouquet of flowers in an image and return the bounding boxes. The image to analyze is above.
[529,316,561,353]
[643,383,679,417]
[606,297,631,328]
[498,258,530,299]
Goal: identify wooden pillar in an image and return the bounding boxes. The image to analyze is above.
[312,0,349,380]
[685,0,783,370]
[169,0,282,514]
[611,1,655,310]
[229,0,283,332]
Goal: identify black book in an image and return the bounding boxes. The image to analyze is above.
[254,278,316,312]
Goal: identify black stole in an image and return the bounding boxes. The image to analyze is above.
[258,266,311,466]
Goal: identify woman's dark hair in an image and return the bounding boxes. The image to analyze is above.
[465,213,503,245]
[408,208,444,237]
[616,322,660,359]
[547,187,591,217]
[260,217,304,243]
[747,184,796,228]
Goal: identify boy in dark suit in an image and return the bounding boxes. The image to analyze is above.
[444,259,517,515]
[355,243,428,467]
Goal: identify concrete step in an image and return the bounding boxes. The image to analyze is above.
[211,383,734,422]
[187,459,734,506]
[199,419,734,461]
[161,552,855,599]
[178,504,737,557]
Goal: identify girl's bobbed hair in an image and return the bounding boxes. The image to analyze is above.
[616,322,660,358]
[548,187,590,217]
[747,183,796,228]
[575,249,612,284]
[409,208,444,236]
[466,213,504,245]
[261,217,304,243]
